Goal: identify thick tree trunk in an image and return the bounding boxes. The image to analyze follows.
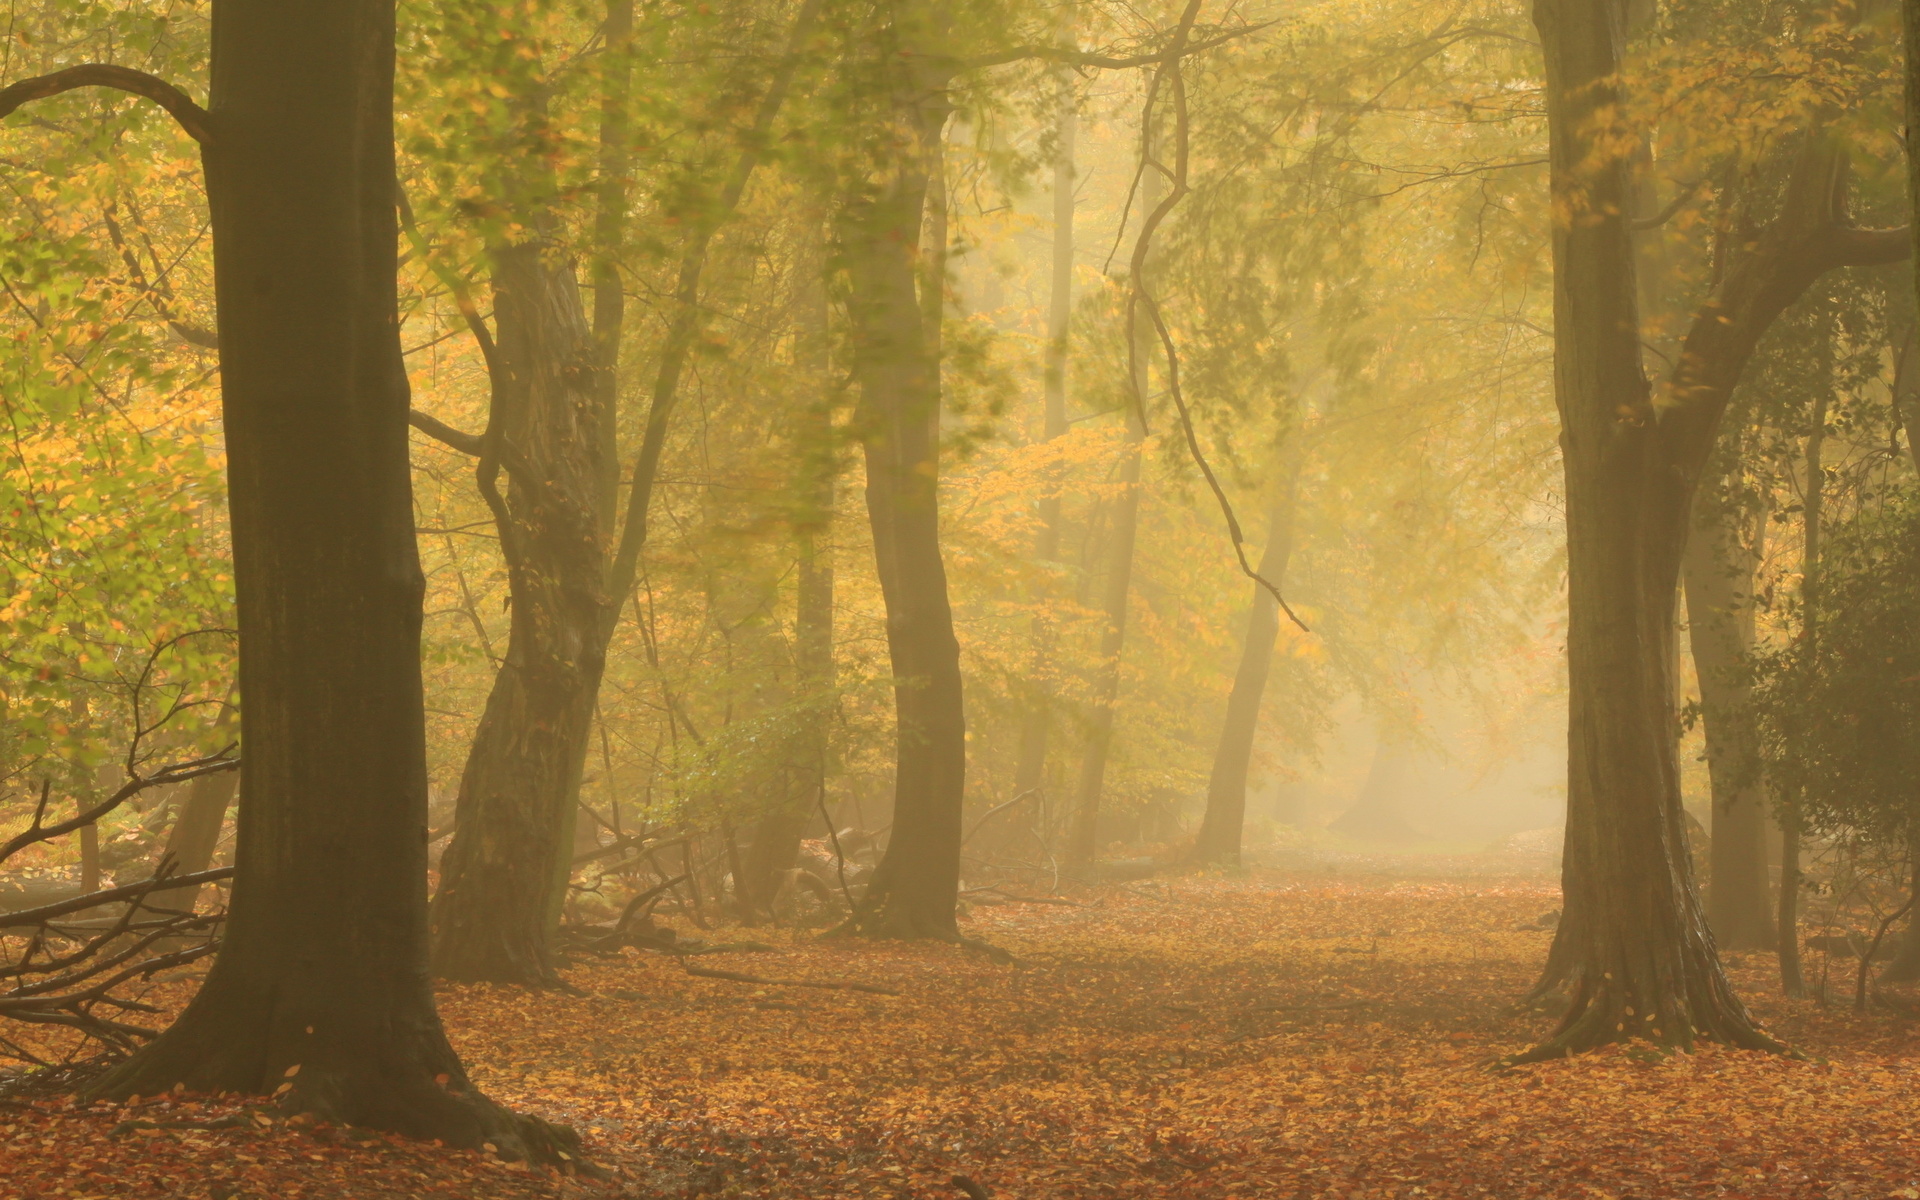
[1523,0,1904,1059]
[1190,458,1301,865]
[430,240,609,987]
[1519,0,1779,1060]
[1010,60,1077,805]
[839,4,967,939]
[86,0,570,1156]
[1684,485,1774,950]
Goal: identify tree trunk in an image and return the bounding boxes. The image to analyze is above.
[1010,54,1077,806]
[156,760,239,913]
[1777,386,1828,997]
[430,239,608,987]
[1190,455,1302,865]
[1066,426,1143,867]
[1519,0,1779,1060]
[742,237,837,913]
[839,2,967,940]
[86,0,570,1156]
[1066,133,1156,869]
[1883,329,1920,980]
[426,0,820,981]
[1684,483,1774,950]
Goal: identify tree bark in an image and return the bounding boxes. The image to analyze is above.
[1010,47,1077,807]
[429,237,608,987]
[83,0,571,1156]
[839,0,968,940]
[1684,482,1774,950]
[1190,453,1301,865]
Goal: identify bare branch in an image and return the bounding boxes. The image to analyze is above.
[963,21,1274,72]
[0,867,234,930]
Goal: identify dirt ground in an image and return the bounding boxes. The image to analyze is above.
[7,861,1920,1198]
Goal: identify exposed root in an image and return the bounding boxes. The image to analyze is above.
[1497,975,1798,1068]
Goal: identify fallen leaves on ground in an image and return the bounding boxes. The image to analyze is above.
[7,864,1920,1198]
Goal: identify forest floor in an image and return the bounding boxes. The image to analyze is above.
[8,857,1920,1199]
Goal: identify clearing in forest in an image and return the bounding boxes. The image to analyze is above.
[5,869,1920,1199]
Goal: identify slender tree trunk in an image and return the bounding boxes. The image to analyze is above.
[1894,0,1920,978]
[839,0,967,939]
[743,235,837,912]
[86,0,570,1155]
[156,704,240,914]
[1884,330,1920,980]
[1685,484,1775,950]
[1189,455,1301,865]
[1329,736,1422,843]
[1010,52,1077,805]
[430,238,609,987]
[1066,136,1157,869]
[1518,0,1781,1060]
[1777,387,1828,997]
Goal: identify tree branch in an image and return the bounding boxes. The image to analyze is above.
[963,21,1273,71]
[408,409,486,456]
[0,64,212,146]
[1824,225,1910,268]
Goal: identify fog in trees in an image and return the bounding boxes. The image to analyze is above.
[3,0,1920,1192]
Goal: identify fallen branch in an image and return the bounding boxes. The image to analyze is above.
[680,962,899,996]
[0,868,233,929]
[961,886,1088,908]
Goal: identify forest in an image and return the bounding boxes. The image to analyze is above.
[0,0,1918,1194]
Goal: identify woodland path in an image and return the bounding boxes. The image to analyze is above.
[5,866,1920,1198]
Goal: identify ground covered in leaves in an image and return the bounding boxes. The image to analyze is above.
[8,862,1920,1198]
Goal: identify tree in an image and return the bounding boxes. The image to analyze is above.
[0,1,571,1157]
[418,22,613,983]
[1522,0,1904,1058]
[1522,0,1765,1060]
[422,0,822,979]
[834,0,970,940]
[1190,446,1302,865]
[1066,118,1155,869]
[1009,51,1079,811]
[1684,473,1775,951]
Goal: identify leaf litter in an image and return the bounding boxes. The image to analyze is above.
[5,868,1920,1198]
